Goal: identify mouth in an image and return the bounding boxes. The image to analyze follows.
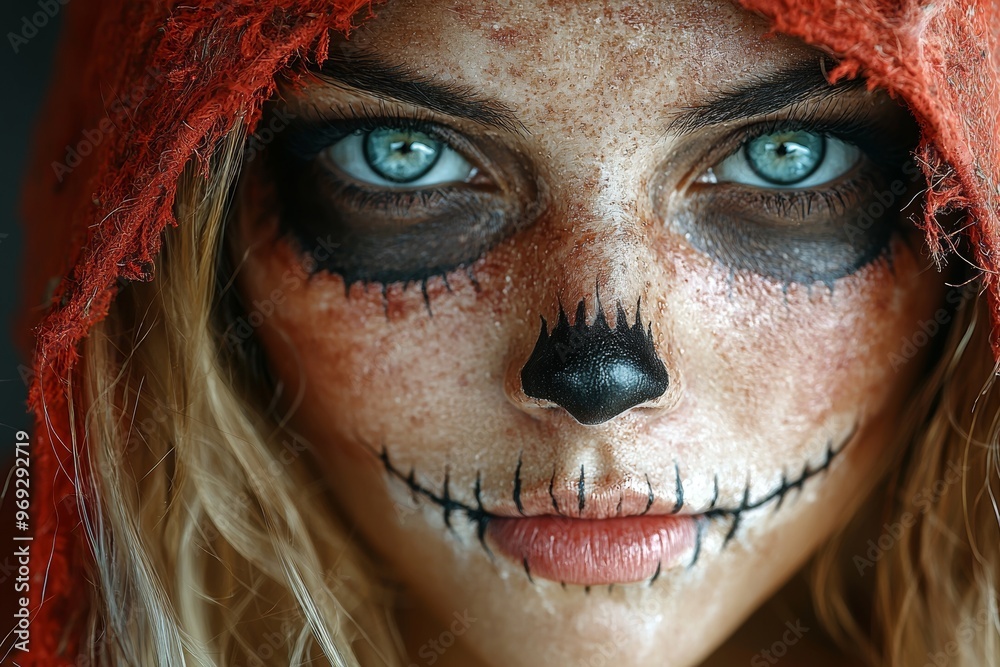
[375,427,853,587]
[487,514,699,585]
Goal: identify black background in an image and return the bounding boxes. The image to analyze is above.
[0,0,62,650]
[1,0,60,455]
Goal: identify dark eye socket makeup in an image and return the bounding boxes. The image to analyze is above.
[663,97,921,290]
[256,50,921,301]
[267,108,542,290]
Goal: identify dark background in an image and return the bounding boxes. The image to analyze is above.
[0,0,60,648]
[1,2,59,450]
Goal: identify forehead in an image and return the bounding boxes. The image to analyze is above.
[344,0,822,116]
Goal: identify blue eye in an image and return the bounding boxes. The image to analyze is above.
[322,127,476,188]
[745,130,824,184]
[704,129,861,189]
[364,128,443,182]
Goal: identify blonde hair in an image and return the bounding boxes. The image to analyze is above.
[812,267,1000,664]
[68,117,1000,665]
[75,123,402,666]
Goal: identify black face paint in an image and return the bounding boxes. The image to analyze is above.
[520,295,669,425]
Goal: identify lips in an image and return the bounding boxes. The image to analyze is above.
[375,435,851,587]
[486,514,698,585]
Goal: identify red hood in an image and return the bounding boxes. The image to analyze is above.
[15,0,999,663]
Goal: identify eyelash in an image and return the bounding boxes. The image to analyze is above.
[280,106,456,163]
[721,107,891,177]
[712,116,869,217]
[268,105,533,311]
[678,102,915,291]
[269,100,912,308]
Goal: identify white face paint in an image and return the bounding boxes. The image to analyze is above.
[229,0,948,664]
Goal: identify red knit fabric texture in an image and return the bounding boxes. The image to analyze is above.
[13,0,999,664]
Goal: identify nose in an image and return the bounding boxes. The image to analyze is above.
[520,296,669,425]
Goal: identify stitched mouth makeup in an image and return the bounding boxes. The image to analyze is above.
[376,428,850,587]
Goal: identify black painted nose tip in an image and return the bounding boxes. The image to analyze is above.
[520,297,669,425]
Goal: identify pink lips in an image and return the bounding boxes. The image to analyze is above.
[486,514,697,585]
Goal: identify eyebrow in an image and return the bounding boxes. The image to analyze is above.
[665,60,867,135]
[315,47,526,134]
[315,49,861,137]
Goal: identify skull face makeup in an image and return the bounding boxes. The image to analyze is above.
[21,0,1000,663]
[227,0,951,664]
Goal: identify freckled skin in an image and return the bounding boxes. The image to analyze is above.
[231,1,949,665]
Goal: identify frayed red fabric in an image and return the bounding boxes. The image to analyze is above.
[14,0,998,663]
[738,0,1000,353]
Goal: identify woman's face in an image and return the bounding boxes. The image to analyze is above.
[232,0,946,664]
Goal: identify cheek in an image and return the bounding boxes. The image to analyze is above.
[236,203,632,457]
[656,231,945,440]
[237,234,518,460]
